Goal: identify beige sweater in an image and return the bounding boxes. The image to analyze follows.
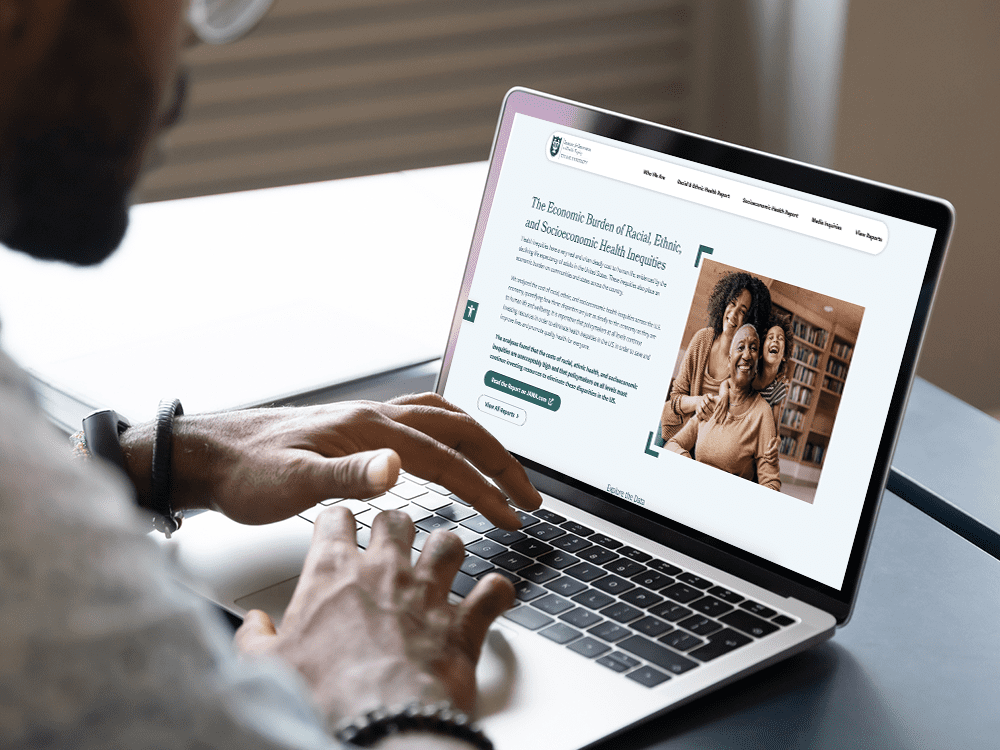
[661,327,719,442]
[666,391,781,490]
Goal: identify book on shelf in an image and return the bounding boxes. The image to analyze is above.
[781,407,804,430]
[792,364,816,386]
[825,358,849,378]
[791,344,820,367]
[823,376,845,395]
[831,340,854,360]
[791,317,829,348]
[803,441,826,465]
[779,435,798,456]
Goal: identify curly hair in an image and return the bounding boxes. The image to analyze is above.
[766,312,795,378]
[705,272,772,336]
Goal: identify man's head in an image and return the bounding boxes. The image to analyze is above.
[0,0,188,264]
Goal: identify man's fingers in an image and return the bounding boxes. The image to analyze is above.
[384,405,543,516]
[311,448,401,501]
[368,509,416,558]
[234,609,278,654]
[453,573,516,662]
[413,530,466,609]
[300,505,360,579]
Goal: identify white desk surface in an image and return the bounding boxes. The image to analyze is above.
[0,162,488,421]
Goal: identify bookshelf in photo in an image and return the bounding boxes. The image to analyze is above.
[773,300,856,473]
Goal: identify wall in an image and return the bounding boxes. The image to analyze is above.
[834,0,1000,414]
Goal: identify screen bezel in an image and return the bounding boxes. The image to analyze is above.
[436,87,953,624]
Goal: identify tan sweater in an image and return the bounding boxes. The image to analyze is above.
[661,327,719,442]
[666,391,781,490]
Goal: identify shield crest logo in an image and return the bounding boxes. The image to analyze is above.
[550,136,562,157]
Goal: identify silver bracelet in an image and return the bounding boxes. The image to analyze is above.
[333,700,493,750]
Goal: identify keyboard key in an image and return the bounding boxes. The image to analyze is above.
[532,594,574,615]
[410,493,452,511]
[450,571,477,597]
[678,615,722,636]
[618,546,652,563]
[397,504,433,524]
[602,559,646,578]
[648,560,683,576]
[540,623,581,644]
[551,534,591,553]
[689,596,734,618]
[572,589,615,610]
[661,582,703,604]
[369,494,408,511]
[438,504,477,523]
[493,551,533,571]
[587,621,630,643]
[537,550,578,570]
[720,610,779,638]
[599,602,643,624]
[649,602,693,622]
[416,515,456,533]
[515,510,539,528]
[544,576,588,597]
[618,635,698,675]
[400,472,429,485]
[357,527,372,549]
[740,600,778,619]
[565,562,608,582]
[659,631,703,652]
[412,530,431,551]
[424,481,450,495]
[588,533,623,550]
[688,628,752,662]
[486,528,526,545]
[466,539,505,559]
[525,522,566,542]
[620,588,664,610]
[560,521,594,537]
[459,514,495,534]
[577,547,618,566]
[503,606,552,631]
[631,571,672,591]
[601,651,640,671]
[559,607,604,629]
[354,508,379,527]
[626,666,671,687]
[452,527,482,546]
[592,575,635,596]
[520,563,559,584]
[513,579,547,602]
[708,585,744,604]
[534,509,566,524]
[772,615,796,627]
[460,555,495,577]
[491,569,519,585]
[511,538,554,558]
[449,493,471,507]
[570,638,611,659]
[390,482,429,500]
[630,616,672,638]
[676,572,712,589]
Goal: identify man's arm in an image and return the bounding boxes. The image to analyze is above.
[120,392,542,530]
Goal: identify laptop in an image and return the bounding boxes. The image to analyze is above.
[161,89,953,750]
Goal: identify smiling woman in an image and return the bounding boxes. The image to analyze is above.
[666,324,782,491]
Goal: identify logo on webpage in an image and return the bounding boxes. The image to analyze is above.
[549,135,562,157]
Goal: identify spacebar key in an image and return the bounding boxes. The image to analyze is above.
[618,635,698,675]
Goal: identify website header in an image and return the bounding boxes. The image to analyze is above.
[546,132,888,254]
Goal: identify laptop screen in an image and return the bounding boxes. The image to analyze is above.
[438,90,951,608]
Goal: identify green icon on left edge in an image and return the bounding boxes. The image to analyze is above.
[463,300,479,322]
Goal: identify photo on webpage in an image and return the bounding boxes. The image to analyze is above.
[655,258,864,505]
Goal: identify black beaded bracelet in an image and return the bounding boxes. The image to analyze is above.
[334,701,493,750]
[151,398,184,538]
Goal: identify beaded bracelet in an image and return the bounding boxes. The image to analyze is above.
[334,701,493,750]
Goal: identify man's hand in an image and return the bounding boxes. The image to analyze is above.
[694,393,717,422]
[235,507,514,723]
[121,393,542,530]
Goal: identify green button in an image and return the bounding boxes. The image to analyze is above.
[484,370,561,411]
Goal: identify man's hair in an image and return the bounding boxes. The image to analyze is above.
[705,271,773,336]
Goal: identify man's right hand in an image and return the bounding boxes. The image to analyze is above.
[234,507,514,726]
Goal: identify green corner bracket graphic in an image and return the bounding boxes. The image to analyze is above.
[644,431,660,457]
[695,245,714,268]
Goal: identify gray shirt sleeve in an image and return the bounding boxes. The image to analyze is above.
[0,349,337,750]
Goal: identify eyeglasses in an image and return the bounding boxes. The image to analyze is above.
[187,0,275,45]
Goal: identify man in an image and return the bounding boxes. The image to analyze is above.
[0,2,541,747]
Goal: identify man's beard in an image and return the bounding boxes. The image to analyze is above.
[0,0,158,266]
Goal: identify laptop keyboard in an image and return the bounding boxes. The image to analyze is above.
[299,471,797,688]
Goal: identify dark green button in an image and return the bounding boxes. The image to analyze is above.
[484,370,561,411]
